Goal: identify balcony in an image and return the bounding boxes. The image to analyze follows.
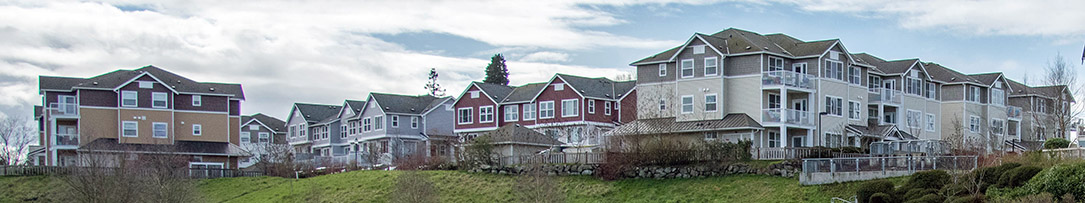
[762,108,814,127]
[1008,106,1023,120]
[762,71,815,90]
[55,134,79,146]
[48,102,79,117]
[868,88,901,105]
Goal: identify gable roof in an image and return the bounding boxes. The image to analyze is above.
[344,100,366,113]
[243,113,287,133]
[472,82,515,102]
[555,74,634,100]
[293,103,342,124]
[1006,79,1030,96]
[921,62,983,84]
[968,72,1003,86]
[852,53,919,75]
[501,82,548,103]
[38,65,244,99]
[370,93,449,115]
[610,114,762,136]
[479,124,562,146]
[632,28,856,65]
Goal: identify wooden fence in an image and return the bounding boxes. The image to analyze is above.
[497,153,605,166]
[1,165,262,179]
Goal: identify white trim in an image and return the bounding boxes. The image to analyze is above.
[457,107,474,124]
[704,94,718,112]
[152,122,168,138]
[658,63,667,77]
[112,72,180,94]
[538,101,556,119]
[704,56,719,76]
[503,105,519,122]
[587,99,595,114]
[122,121,138,137]
[679,59,695,78]
[478,105,495,123]
[192,95,202,106]
[680,95,694,114]
[410,116,419,129]
[192,124,203,136]
[151,92,168,108]
[454,127,500,134]
[390,115,399,128]
[523,103,537,121]
[121,91,138,107]
[560,99,579,118]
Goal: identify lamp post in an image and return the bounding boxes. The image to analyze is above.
[817,112,831,147]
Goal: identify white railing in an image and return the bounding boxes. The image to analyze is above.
[55,134,79,146]
[762,108,814,126]
[869,140,949,156]
[802,156,978,174]
[48,102,79,117]
[868,88,901,104]
[762,71,815,90]
[497,153,605,166]
[750,147,833,160]
[1008,106,1023,120]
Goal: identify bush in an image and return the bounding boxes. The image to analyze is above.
[945,195,984,203]
[941,184,969,197]
[857,180,895,203]
[1044,138,1071,149]
[1026,162,1085,201]
[869,193,892,203]
[903,194,943,203]
[902,188,938,201]
[902,170,950,191]
[973,162,1022,192]
[389,171,438,203]
[998,165,1043,188]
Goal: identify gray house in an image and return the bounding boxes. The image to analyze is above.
[343,93,455,164]
[285,103,342,157]
[239,113,288,168]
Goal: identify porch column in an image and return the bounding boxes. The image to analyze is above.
[806,129,814,147]
[780,126,788,148]
[780,90,788,148]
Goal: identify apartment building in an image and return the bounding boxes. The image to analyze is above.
[453,74,637,151]
[33,65,249,169]
[238,113,287,168]
[619,28,1070,152]
[285,102,344,157]
[343,93,456,163]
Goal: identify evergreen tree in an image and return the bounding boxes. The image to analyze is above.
[424,68,446,97]
[483,54,509,85]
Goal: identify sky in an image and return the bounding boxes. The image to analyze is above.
[1,0,1084,120]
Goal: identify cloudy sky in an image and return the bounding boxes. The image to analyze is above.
[2,0,1084,120]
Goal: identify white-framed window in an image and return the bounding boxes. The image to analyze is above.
[869,76,882,92]
[152,122,167,138]
[926,82,937,99]
[704,57,718,76]
[926,113,936,132]
[824,133,842,148]
[469,91,480,99]
[824,60,844,80]
[391,115,399,128]
[768,131,780,148]
[692,45,705,54]
[967,86,981,102]
[192,95,202,106]
[151,92,168,108]
[969,115,981,133]
[122,121,138,137]
[991,83,1005,106]
[121,91,138,107]
[374,116,384,130]
[681,95,694,114]
[906,110,922,128]
[1038,101,1047,113]
[704,132,719,140]
[829,51,841,60]
[259,132,269,143]
[848,101,862,119]
[769,57,784,71]
[587,100,595,114]
[240,132,251,143]
[249,125,259,131]
[849,66,862,85]
[767,93,781,109]
[411,117,419,129]
[539,101,555,119]
[659,99,667,111]
[680,59,694,78]
[523,103,536,120]
[561,99,578,117]
[340,125,346,138]
[192,124,202,136]
[991,119,1005,135]
[604,102,612,115]
[659,64,667,76]
[553,83,565,91]
[824,96,842,116]
[138,81,153,89]
[504,105,519,121]
[479,106,494,123]
[457,108,472,124]
[705,94,718,112]
[363,117,373,131]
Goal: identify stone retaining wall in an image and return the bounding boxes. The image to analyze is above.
[470,160,802,179]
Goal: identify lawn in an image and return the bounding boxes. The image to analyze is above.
[1,170,904,202]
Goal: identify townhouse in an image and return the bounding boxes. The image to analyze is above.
[238,113,288,168]
[343,93,456,163]
[453,74,637,151]
[285,102,345,157]
[33,65,249,169]
[617,28,1071,152]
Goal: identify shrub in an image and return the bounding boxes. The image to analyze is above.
[998,165,1042,188]
[389,171,438,203]
[902,170,950,191]
[941,184,969,197]
[869,193,892,203]
[945,195,984,203]
[973,162,1022,192]
[903,194,943,203]
[1026,162,1085,200]
[857,180,895,203]
[1044,138,1071,149]
[902,188,938,201]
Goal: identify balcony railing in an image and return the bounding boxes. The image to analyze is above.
[762,108,814,126]
[1008,106,1023,120]
[48,102,79,117]
[868,88,902,104]
[762,71,815,90]
[55,134,79,146]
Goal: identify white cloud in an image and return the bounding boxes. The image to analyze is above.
[520,52,572,63]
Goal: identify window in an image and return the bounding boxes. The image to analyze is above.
[969,116,981,133]
[705,57,718,76]
[658,64,667,76]
[849,66,862,85]
[991,119,1005,135]
[824,96,842,116]
[824,61,844,80]
[504,105,518,121]
[561,99,578,117]
[905,76,923,95]
[553,83,564,91]
[410,117,419,129]
[680,59,694,78]
[868,76,882,92]
[681,95,694,114]
[364,117,373,131]
[926,114,936,132]
[604,102,612,115]
[906,110,922,128]
[391,116,399,128]
[705,94,718,112]
[539,101,555,118]
[340,125,346,138]
[768,131,780,148]
[246,125,257,130]
[240,132,251,143]
[767,93,781,109]
[153,122,167,138]
[523,104,536,120]
[1038,101,1047,113]
[925,82,937,99]
[121,91,137,107]
[469,91,479,98]
[138,81,153,89]
[692,45,705,54]
[991,85,1005,106]
[259,132,269,143]
[829,51,841,60]
[848,101,861,119]
[374,116,384,130]
[192,95,202,106]
[457,108,472,124]
[967,86,981,102]
[152,92,167,108]
[825,133,842,148]
[704,132,718,140]
[192,124,202,136]
[769,57,784,71]
[587,100,595,114]
[479,106,494,122]
[658,99,667,111]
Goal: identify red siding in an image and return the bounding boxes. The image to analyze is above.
[175,94,228,112]
[535,78,582,124]
[453,85,499,130]
[583,98,612,123]
[45,91,76,106]
[78,90,116,107]
[619,89,637,124]
[117,75,173,109]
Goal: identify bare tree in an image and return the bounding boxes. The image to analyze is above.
[945,114,968,152]
[0,116,35,165]
[1039,53,1082,141]
[61,144,200,203]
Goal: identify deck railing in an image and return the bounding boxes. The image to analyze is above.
[801,156,978,174]
[750,147,834,160]
[762,71,815,90]
[869,140,950,156]
[497,153,605,166]
[1,165,262,178]
[762,108,814,127]
[56,134,79,146]
[48,102,79,117]
[868,88,902,104]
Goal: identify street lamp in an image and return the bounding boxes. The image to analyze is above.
[817,112,830,147]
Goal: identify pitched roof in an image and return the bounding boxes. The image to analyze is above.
[501,82,548,103]
[294,103,342,123]
[968,72,1002,85]
[345,100,366,113]
[38,65,244,99]
[853,53,917,74]
[1006,79,1030,95]
[922,62,981,84]
[557,74,634,100]
[80,138,251,156]
[632,28,844,65]
[472,82,515,102]
[610,114,762,136]
[370,93,449,115]
[244,113,287,132]
[479,124,562,146]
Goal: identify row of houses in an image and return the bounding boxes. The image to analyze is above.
[27,27,1074,170]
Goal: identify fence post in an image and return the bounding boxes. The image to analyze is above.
[855,158,859,173]
[881,158,885,174]
[973,156,978,170]
[954,157,958,170]
[933,157,937,170]
[830,159,835,173]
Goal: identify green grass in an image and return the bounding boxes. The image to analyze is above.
[2,170,905,202]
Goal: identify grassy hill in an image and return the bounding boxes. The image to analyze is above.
[1,170,903,202]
